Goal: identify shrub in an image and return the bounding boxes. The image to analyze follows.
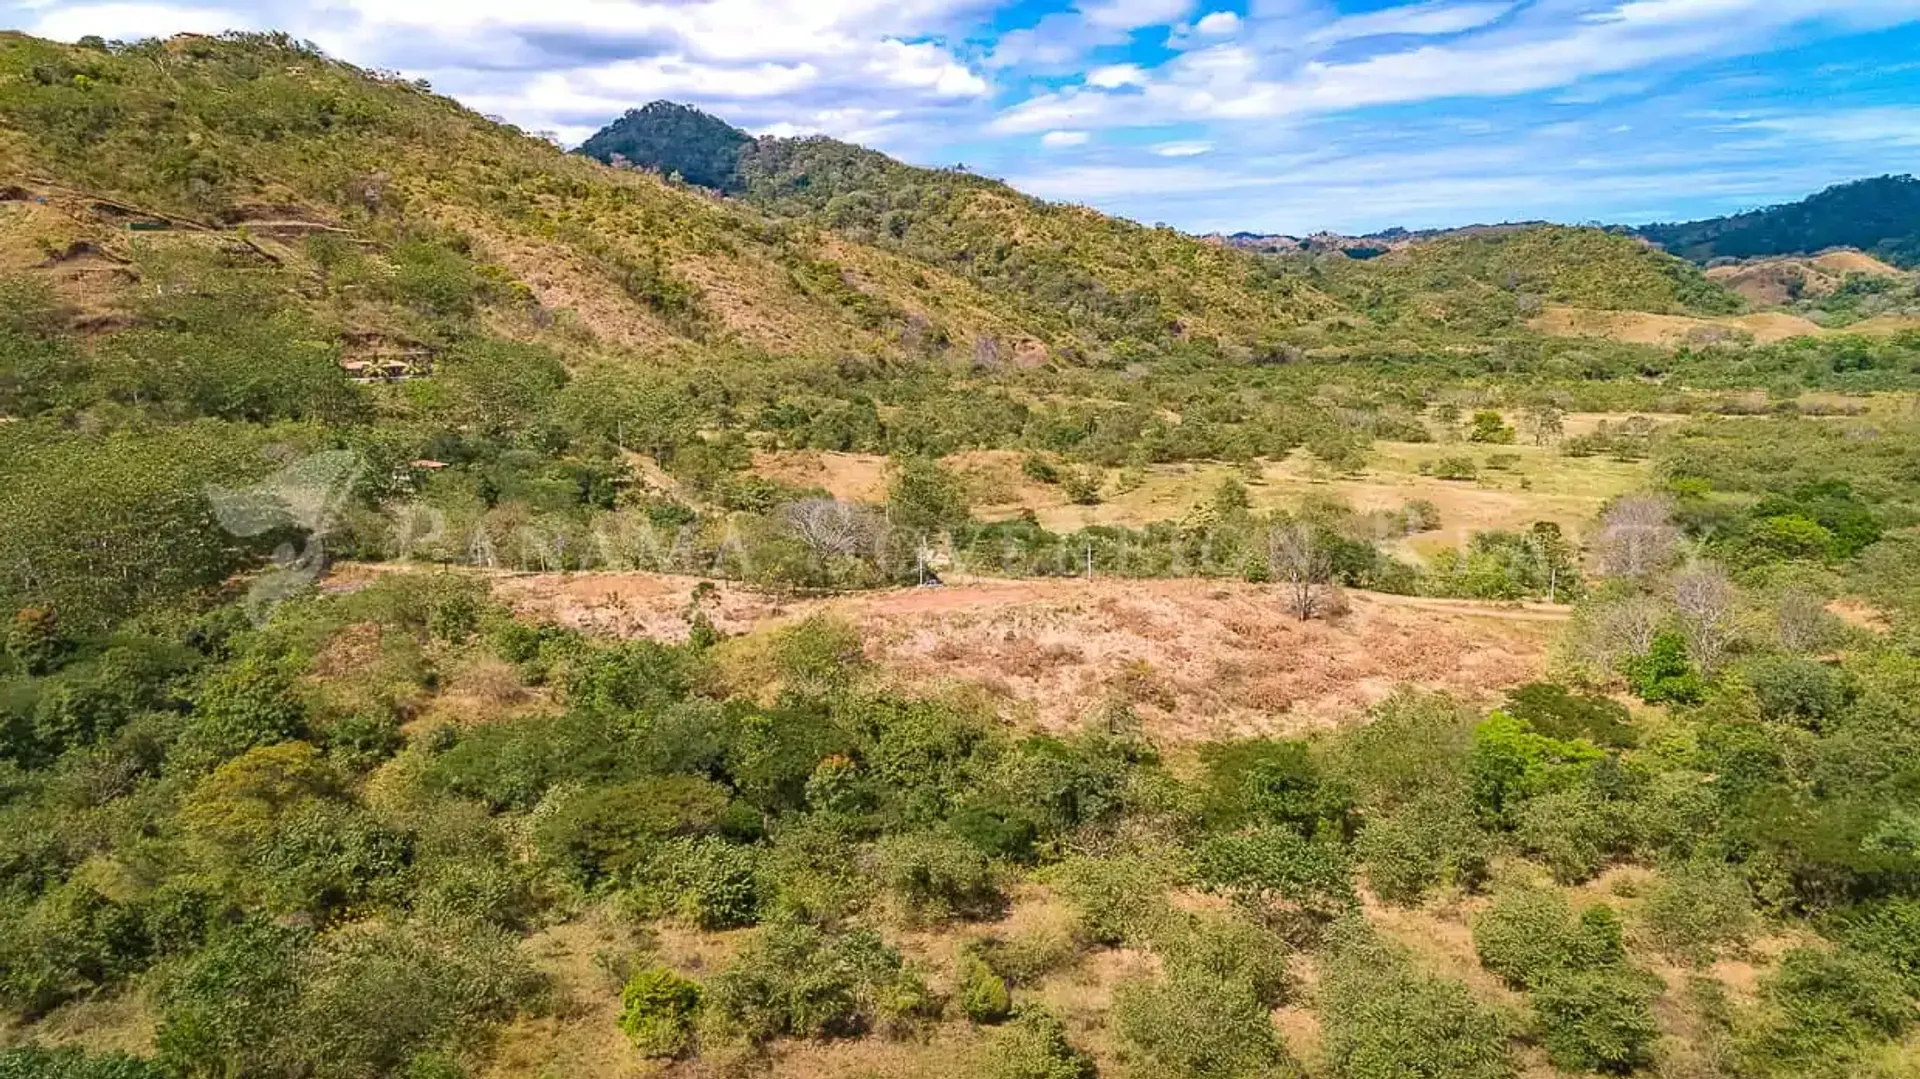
[1356,789,1492,905]
[1432,455,1480,481]
[1831,897,1920,992]
[874,830,1003,923]
[705,922,919,1044]
[1468,411,1516,444]
[985,1008,1096,1079]
[1112,972,1290,1079]
[618,967,703,1057]
[1192,826,1356,937]
[1050,853,1174,946]
[1154,911,1292,1008]
[1531,967,1661,1074]
[1472,889,1625,990]
[1741,946,1916,1074]
[1466,711,1604,827]
[1642,861,1755,964]
[176,655,308,769]
[1625,633,1704,705]
[0,1048,162,1079]
[1319,923,1514,1079]
[1514,785,1634,885]
[533,776,735,882]
[1196,737,1356,837]
[1743,657,1851,729]
[773,615,867,695]
[958,955,1012,1023]
[644,837,761,930]
[1503,683,1637,748]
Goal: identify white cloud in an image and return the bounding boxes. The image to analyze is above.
[993,0,1920,134]
[1087,63,1149,88]
[1194,10,1242,35]
[31,2,249,40]
[1041,129,1092,147]
[23,0,993,151]
[1152,140,1214,156]
[1304,1,1512,45]
[1079,0,1194,31]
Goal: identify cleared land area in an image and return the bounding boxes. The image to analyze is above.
[492,571,1562,742]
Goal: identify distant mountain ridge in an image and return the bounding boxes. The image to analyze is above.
[1632,176,1920,268]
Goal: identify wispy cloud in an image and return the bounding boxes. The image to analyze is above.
[8,0,1920,230]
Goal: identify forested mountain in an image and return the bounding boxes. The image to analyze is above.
[578,101,752,193]
[1637,175,1920,267]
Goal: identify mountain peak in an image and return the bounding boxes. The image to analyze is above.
[578,100,752,191]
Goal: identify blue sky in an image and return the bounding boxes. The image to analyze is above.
[9,0,1920,233]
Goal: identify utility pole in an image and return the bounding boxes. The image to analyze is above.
[1085,540,1093,582]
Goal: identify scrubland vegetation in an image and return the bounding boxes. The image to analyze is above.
[7,28,1920,1079]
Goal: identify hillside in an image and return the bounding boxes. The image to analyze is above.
[15,29,1920,1079]
[580,103,1743,347]
[1636,175,1920,268]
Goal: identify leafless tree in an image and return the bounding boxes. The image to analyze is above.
[1593,494,1680,578]
[1576,593,1667,673]
[780,499,881,562]
[1674,563,1738,674]
[1774,586,1835,654]
[1269,522,1334,621]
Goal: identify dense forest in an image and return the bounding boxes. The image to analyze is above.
[7,29,1920,1079]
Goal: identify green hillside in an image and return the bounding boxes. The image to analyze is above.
[1637,175,1920,268]
[578,102,1743,350]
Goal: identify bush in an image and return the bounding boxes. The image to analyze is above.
[1112,972,1290,1079]
[618,967,703,1057]
[1831,897,1920,992]
[1196,737,1356,837]
[1154,911,1292,1008]
[1356,789,1492,905]
[1503,683,1637,748]
[1625,632,1704,705]
[874,830,1004,923]
[1744,657,1851,728]
[1472,889,1625,990]
[985,1008,1095,1079]
[0,1048,162,1079]
[1514,785,1635,885]
[1319,923,1514,1079]
[1531,967,1661,1074]
[1192,826,1356,937]
[1049,853,1173,946]
[176,655,308,769]
[705,922,922,1044]
[533,776,735,882]
[1642,861,1755,964]
[958,955,1012,1024]
[644,837,761,930]
[1466,711,1604,828]
[1741,946,1916,1074]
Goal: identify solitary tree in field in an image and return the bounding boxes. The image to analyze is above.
[1270,522,1334,621]
[1523,405,1566,446]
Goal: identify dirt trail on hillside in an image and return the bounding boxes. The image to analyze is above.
[486,571,1563,741]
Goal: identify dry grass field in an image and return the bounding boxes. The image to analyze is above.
[492,572,1561,742]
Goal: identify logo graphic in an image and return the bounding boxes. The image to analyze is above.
[207,450,364,624]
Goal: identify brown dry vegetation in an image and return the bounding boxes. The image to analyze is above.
[493,572,1559,741]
